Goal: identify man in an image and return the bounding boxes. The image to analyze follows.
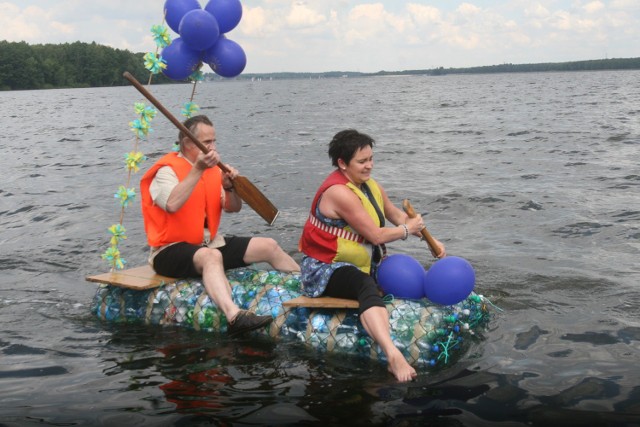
[140,115,300,336]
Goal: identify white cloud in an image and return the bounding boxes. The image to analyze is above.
[583,1,605,14]
[286,3,326,28]
[549,10,598,32]
[0,4,64,42]
[407,3,442,25]
[525,3,550,18]
[0,1,638,72]
[457,3,481,16]
[240,6,271,37]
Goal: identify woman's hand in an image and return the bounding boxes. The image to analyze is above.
[405,215,424,235]
[406,215,447,258]
[430,238,446,259]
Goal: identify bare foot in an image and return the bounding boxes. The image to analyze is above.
[387,350,417,382]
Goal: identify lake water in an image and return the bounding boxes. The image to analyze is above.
[1,70,639,426]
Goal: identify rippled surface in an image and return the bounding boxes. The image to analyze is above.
[1,70,639,425]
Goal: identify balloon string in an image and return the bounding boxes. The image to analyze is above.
[189,79,198,102]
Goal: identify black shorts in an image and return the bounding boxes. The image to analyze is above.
[324,266,385,315]
[152,236,251,278]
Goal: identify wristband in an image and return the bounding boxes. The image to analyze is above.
[400,224,409,240]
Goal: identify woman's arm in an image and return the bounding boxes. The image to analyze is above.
[319,184,424,245]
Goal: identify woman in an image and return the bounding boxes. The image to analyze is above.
[298,129,446,382]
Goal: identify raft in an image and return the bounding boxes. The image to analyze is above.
[90,267,492,368]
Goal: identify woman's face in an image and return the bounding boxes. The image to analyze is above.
[342,145,373,185]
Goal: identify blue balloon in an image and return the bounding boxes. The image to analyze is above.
[204,0,243,33]
[161,38,202,80]
[179,9,221,51]
[203,36,246,78]
[377,254,425,300]
[423,256,475,305]
[164,0,201,33]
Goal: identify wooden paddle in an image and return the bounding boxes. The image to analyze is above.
[402,199,440,258]
[122,71,279,225]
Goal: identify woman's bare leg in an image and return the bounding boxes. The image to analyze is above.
[359,306,417,382]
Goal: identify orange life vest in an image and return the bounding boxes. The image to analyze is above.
[140,152,222,247]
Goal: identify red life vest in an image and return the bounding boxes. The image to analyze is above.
[298,170,384,274]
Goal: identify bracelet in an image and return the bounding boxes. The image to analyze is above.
[400,224,409,240]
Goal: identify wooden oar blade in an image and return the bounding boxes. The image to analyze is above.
[233,175,279,225]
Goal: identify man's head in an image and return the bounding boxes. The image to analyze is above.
[179,115,216,159]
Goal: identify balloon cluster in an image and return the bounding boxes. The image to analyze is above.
[377,254,476,305]
[162,0,246,80]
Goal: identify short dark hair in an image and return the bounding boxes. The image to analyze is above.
[328,129,375,167]
[179,115,213,143]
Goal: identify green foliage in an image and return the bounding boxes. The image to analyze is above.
[0,41,174,90]
[2,40,639,90]
[420,58,640,76]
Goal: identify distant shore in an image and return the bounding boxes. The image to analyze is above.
[230,57,640,81]
[1,40,638,90]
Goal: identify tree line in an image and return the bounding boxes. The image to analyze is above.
[231,57,640,80]
[2,40,639,90]
[0,41,173,90]
[421,57,640,76]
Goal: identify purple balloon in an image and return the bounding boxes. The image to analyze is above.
[164,0,201,34]
[423,256,475,305]
[203,36,246,78]
[161,37,202,80]
[376,254,425,300]
[204,0,243,33]
[179,9,221,51]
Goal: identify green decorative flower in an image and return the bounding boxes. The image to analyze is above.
[141,106,157,123]
[189,70,204,82]
[134,102,146,115]
[125,151,147,173]
[107,224,127,246]
[144,52,167,75]
[151,24,171,48]
[129,118,151,138]
[181,101,200,118]
[115,185,136,208]
[133,103,157,126]
[102,246,126,270]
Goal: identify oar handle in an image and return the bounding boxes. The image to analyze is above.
[122,71,230,174]
[402,199,439,258]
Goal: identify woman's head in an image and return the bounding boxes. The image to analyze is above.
[328,129,375,168]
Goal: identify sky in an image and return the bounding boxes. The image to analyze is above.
[0,0,638,74]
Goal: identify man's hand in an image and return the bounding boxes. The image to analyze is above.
[195,149,221,170]
[222,164,239,188]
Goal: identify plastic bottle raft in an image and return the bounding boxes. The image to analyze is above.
[91,267,492,368]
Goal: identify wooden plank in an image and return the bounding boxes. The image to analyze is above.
[85,265,177,290]
[282,295,359,309]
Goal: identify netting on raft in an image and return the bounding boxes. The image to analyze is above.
[91,267,491,368]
